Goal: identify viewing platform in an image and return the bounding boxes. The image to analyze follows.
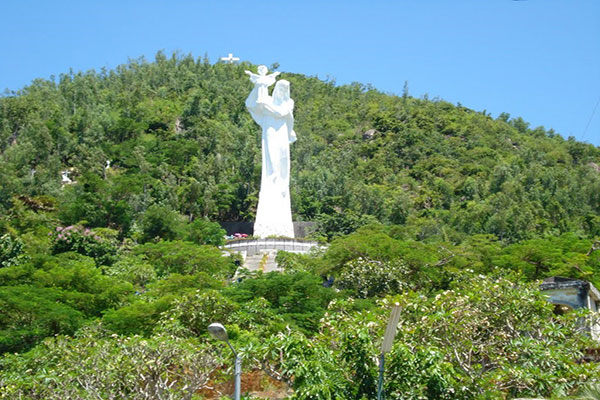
[223,237,322,256]
[223,238,324,273]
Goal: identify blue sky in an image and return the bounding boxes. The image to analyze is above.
[2,1,599,146]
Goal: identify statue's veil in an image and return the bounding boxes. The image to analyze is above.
[273,80,297,143]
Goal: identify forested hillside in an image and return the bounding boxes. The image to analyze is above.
[1,52,600,399]
[1,52,599,240]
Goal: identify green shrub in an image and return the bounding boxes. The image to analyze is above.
[336,257,409,298]
[103,255,156,289]
[386,345,459,399]
[0,327,220,399]
[185,218,226,246]
[102,296,174,336]
[156,289,238,337]
[138,205,185,243]
[0,234,28,268]
[0,285,83,353]
[225,271,336,335]
[145,272,224,298]
[134,240,235,277]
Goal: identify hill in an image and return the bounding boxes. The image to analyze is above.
[1,52,600,399]
[1,51,599,242]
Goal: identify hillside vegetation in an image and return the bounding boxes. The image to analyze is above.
[1,52,600,399]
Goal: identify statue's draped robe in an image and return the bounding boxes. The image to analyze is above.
[246,86,296,238]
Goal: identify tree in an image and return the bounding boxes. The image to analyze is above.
[0,285,83,353]
[133,240,235,277]
[184,218,225,246]
[0,326,220,399]
[0,234,27,268]
[138,205,184,243]
[225,271,336,335]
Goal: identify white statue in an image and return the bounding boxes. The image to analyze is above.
[245,65,280,104]
[61,170,73,184]
[245,66,297,238]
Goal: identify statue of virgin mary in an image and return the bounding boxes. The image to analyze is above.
[245,71,296,238]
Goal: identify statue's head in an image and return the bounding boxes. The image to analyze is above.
[273,80,290,104]
[257,65,268,76]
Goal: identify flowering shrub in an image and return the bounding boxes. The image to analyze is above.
[0,326,220,400]
[336,257,409,298]
[389,273,600,398]
[50,225,117,266]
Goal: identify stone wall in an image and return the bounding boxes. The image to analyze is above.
[219,221,317,238]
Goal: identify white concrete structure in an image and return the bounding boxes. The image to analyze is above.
[245,65,280,104]
[224,238,324,274]
[224,238,321,256]
[220,53,240,63]
[61,170,73,184]
[245,67,297,238]
[541,277,600,341]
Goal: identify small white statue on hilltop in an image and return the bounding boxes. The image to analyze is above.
[245,65,297,238]
[61,169,73,185]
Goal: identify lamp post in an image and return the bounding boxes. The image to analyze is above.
[377,303,401,400]
[208,322,241,400]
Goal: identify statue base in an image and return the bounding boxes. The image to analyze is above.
[253,220,294,239]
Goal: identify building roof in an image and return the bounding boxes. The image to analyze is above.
[540,277,600,302]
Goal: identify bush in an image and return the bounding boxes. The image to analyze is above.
[185,218,226,246]
[386,345,459,399]
[50,225,118,266]
[103,255,156,289]
[102,296,174,336]
[336,257,409,298]
[0,285,83,353]
[314,210,379,241]
[0,327,220,399]
[138,205,184,243]
[32,252,133,316]
[145,272,224,298]
[156,290,238,337]
[225,271,336,335]
[0,234,28,268]
[133,240,236,277]
[102,272,225,336]
[391,273,600,398]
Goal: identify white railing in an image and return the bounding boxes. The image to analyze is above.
[223,238,323,256]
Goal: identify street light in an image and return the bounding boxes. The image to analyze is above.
[208,322,241,400]
[377,303,401,400]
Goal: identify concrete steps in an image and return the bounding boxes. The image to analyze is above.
[243,250,280,273]
[224,238,327,278]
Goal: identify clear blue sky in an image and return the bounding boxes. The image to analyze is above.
[2,0,599,146]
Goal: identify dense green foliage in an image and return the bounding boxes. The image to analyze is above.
[1,52,599,241]
[1,53,599,398]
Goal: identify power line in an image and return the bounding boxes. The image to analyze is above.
[582,94,600,141]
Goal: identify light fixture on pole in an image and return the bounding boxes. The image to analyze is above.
[208,322,241,400]
[377,303,401,400]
